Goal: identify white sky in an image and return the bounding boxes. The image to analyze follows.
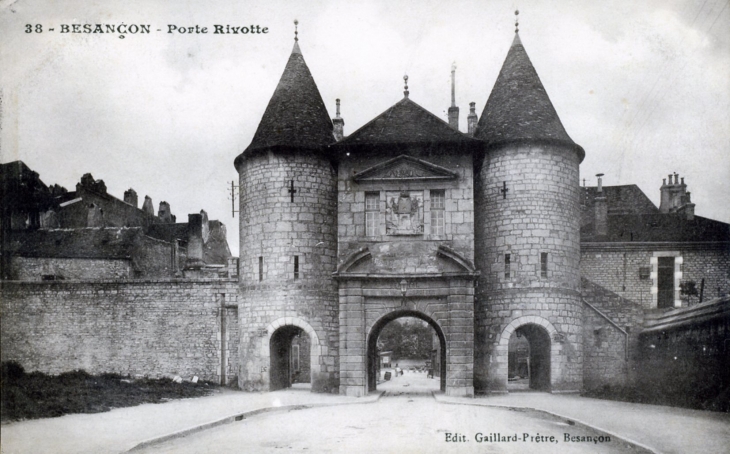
[1,0,728,255]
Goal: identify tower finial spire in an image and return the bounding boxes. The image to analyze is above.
[403,75,409,98]
[514,9,519,34]
[294,19,299,41]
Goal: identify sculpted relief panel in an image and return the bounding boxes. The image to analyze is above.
[385,191,423,235]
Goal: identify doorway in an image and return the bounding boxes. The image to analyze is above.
[366,310,446,393]
[269,325,311,391]
[507,324,550,391]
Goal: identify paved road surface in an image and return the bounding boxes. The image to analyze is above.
[136,376,647,454]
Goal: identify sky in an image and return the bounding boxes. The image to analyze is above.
[1,0,728,255]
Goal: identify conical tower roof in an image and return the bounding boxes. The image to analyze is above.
[475,34,582,159]
[236,41,334,164]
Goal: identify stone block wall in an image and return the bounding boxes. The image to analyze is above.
[238,151,337,284]
[581,245,730,310]
[337,149,474,265]
[237,284,340,392]
[58,187,160,228]
[474,143,583,393]
[581,278,645,391]
[236,150,339,392]
[0,279,239,384]
[11,257,132,280]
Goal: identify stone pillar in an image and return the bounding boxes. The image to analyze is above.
[339,281,366,396]
[446,279,475,396]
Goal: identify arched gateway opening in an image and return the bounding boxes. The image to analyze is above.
[507,324,551,391]
[367,310,446,393]
[269,326,312,391]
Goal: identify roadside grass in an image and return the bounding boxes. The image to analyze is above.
[1,361,217,422]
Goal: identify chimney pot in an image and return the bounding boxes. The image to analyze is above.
[467,101,478,136]
[332,99,345,141]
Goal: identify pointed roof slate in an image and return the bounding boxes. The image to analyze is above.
[475,34,582,157]
[238,43,334,160]
[337,97,478,147]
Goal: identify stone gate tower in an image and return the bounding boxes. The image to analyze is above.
[233,34,339,392]
[473,32,585,393]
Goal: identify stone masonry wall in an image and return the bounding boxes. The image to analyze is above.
[581,246,730,310]
[11,257,132,280]
[337,149,474,265]
[237,150,339,392]
[0,279,239,384]
[474,143,583,393]
[338,278,474,397]
[581,278,645,391]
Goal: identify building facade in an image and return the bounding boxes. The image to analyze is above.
[2,26,727,407]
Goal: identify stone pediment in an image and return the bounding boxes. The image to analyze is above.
[353,155,458,182]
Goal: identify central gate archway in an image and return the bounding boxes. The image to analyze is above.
[366,310,446,392]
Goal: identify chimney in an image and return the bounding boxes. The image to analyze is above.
[467,102,478,135]
[184,212,205,271]
[333,98,345,141]
[124,188,138,208]
[158,201,173,223]
[659,172,693,215]
[448,63,459,130]
[142,196,154,216]
[595,173,607,237]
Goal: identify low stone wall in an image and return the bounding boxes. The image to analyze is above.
[0,279,239,384]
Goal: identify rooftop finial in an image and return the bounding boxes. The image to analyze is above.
[294,19,299,41]
[403,75,409,98]
[515,9,519,34]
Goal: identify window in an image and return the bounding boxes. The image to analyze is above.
[365,192,379,236]
[258,256,263,281]
[430,190,445,235]
[540,253,548,278]
[293,256,299,280]
[504,254,511,278]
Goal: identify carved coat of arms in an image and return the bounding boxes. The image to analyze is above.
[385,191,423,235]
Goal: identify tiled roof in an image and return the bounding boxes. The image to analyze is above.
[581,185,660,227]
[475,34,582,158]
[336,97,479,147]
[236,42,334,164]
[581,214,730,243]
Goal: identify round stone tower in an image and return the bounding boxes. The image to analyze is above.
[233,36,339,392]
[473,32,585,393]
